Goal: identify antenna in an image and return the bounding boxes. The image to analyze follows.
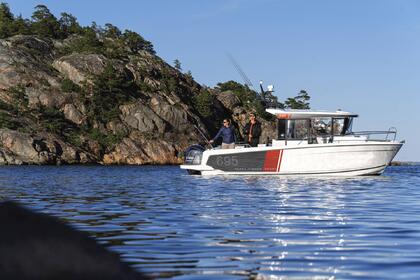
[226,53,280,108]
[259,80,265,100]
[227,53,255,91]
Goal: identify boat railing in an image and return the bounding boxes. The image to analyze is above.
[347,127,397,142]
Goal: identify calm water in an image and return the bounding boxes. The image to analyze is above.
[1,165,420,279]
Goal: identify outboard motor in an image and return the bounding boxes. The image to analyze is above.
[183,145,205,174]
[184,144,205,165]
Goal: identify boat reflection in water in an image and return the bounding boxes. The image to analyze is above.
[182,108,404,176]
[248,177,362,278]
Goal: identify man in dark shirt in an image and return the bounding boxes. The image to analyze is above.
[243,112,262,147]
[210,119,236,149]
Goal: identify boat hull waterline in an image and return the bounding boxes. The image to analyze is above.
[180,142,403,176]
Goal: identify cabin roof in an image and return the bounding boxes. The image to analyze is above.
[266,108,358,119]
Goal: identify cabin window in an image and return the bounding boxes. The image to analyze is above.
[332,118,345,135]
[311,117,332,136]
[330,118,352,135]
[277,116,354,141]
[278,119,309,140]
[343,117,353,134]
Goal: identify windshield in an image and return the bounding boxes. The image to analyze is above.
[277,117,354,140]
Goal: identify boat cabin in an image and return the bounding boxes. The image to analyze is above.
[266,108,359,146]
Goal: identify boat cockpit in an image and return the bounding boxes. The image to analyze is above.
[266,109,397,147]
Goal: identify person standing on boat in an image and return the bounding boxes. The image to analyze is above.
[209,119,236,149]
[244,112,262,147]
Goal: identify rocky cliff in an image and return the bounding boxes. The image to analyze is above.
[0,34,277,165]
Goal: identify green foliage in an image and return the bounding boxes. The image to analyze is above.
[8,85,28,108]
[0,111,20,129]
[217,80,256,104]
[31,5,60,38]
[0,99,14,111]
[58,12,82,36]
[103,23,121,39]
[284,90,311,109]
[185,70,193,79]
[86,63,136,124]
[174,59,182,71]
[38,106,69,134]
[12,15,31,35]
[193,89,214,118]
[0,2,14,38]
[88,128,127,150]
[60,25,103,55]
[122,29,155,54]
[0,3,156,56]
[17,126,31,133]
[61,78,80,92]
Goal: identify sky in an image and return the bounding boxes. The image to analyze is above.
[7,0,420,161]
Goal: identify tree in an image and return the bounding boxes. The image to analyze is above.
[58,12,82,36]
[0,2,14,38]
[31,5,60,38]
[0,3,13,20]
[284,90,311,109]
[185,70,193,80]
[103,23,121,39]
[13,15,31,35]
[174,59,182,71]
[122,29,155,54]
[65,24,103,54]
[88,63,136,124]
[216,80,256,104]
[193,89,214,118]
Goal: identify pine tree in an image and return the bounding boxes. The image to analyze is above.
[58,12,82,37]
[0,2,14,38]
[122,30,155,54]
[31,5,60,38]
[174,59,182,71]
[284,90,311,109]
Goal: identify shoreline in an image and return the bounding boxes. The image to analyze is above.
[389,161,420,166]
[0,161,418,167]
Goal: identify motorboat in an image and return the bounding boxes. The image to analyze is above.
[181,108,404,176]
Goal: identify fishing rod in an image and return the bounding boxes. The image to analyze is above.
[193,125,214,149]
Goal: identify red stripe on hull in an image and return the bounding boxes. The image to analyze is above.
[277,150,284,172]
[263,150,281,172]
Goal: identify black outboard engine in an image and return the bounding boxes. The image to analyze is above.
[183,144,205,174]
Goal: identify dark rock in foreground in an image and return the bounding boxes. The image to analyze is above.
[0,201,149,280]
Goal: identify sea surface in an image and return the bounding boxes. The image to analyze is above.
[1,165,420,279]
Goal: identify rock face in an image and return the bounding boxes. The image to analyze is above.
[52,54,107,85]
[0,35,278,165]
[103,132,181,165]
[120,102,167,134]
[0,35,212,165]
[0,129,92,165]
[215,90,241,111]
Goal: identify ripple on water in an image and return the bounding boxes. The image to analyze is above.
[1,165,420,279]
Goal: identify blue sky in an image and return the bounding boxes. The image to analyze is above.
[7,0,420,161]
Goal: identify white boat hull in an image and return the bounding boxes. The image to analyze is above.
[180,142,403,176]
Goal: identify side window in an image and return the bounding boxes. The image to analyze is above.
[286,120,309,139]
[332,118,345,135]
[343,118,353,134]
[311,118,332,136]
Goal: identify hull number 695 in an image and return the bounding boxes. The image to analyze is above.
[216,156,238,166]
